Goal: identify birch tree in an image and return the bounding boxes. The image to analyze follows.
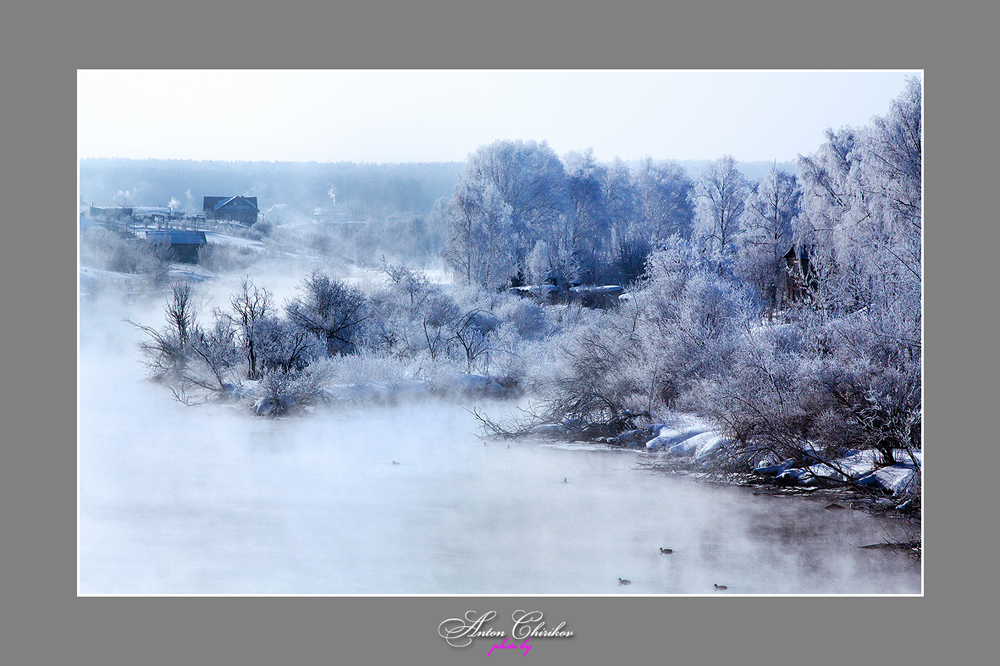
[695,155,749,275]
[737,166,800,309]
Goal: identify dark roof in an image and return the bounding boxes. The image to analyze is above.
[203,196,258,212]
[146,230,207,245]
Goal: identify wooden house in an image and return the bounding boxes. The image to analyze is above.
[203,196,259,226]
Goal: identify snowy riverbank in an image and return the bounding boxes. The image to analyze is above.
[642,416,920,496]
[523,413,921,504]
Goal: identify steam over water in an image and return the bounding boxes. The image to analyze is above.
[79,309,919,595]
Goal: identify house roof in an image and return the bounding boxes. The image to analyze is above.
[146,230,208,245]
[133,206,172,216]
[207,196,258,212]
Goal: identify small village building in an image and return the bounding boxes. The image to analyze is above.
[145,230,208,263]
[90,205,133,221]
[132,206,173,226]
[203,196,259,226]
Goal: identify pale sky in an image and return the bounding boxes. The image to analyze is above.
[78,70,918,164]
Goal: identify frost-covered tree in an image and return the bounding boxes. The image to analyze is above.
[442,179,517,289]
[285,272,369,357]
[256,316,322,373]
[598,158,645,283]
[130,282,198,380]
[788,78,922,466]
[796,79,921,329]
[189,315,241,391]
[695,155,749,275]
[132,283,241,401]
[163,282,196,349]
[229,277,273,381]
[420,291,462,361]
[563,149,612,281]
[364,261,448,358]
[443,140,570,286]
[736,166,800,309]
[470,139,569,242]
[526,239,556,286]
[380,259,430,307]
[867,77,921,239]
[635,156,695,241]
[525,219,582,288]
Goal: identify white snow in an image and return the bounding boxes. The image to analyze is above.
[644,418,709,452]
[79,266,144,286]
[855,464,919,494]
[641,417,920,495]
[323,380,429,403]
[203,231,266,251]
[779,448,922,494]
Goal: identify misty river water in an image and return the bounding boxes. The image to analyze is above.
[79,310,920,596]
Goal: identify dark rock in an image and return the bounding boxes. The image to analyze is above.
[582,423,613,440]
[253,395,295,416]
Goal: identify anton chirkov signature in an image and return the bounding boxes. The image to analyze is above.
[438,609,573,653]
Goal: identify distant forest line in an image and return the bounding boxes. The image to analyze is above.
[79,156,794,221]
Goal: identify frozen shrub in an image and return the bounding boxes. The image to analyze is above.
[252,364,331,416]
[189,316,242,391]
[251,220,273,237]
[256,316,323,372]
[286,272,370,356]
[197,243,258,274]
[80,226,172,285]
[542,312,650,424]
[325,349,416,386]
[495,298,553,340]
[132,282,248,403]
[130,281,197,380]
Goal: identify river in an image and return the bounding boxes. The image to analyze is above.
[79,305,920,595]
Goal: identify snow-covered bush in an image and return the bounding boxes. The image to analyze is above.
[324,348,419,386]
[131,282,196,380]
[188,315,241,391]
[132,282,244,402]
[690,323,831,465]
[196,243,258,274]
[80,226,172,285]
[256,316,323,373]
[810,315,922,466]
[251,364,331,416]
[494,298,554,340]
[285,271,369,357]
